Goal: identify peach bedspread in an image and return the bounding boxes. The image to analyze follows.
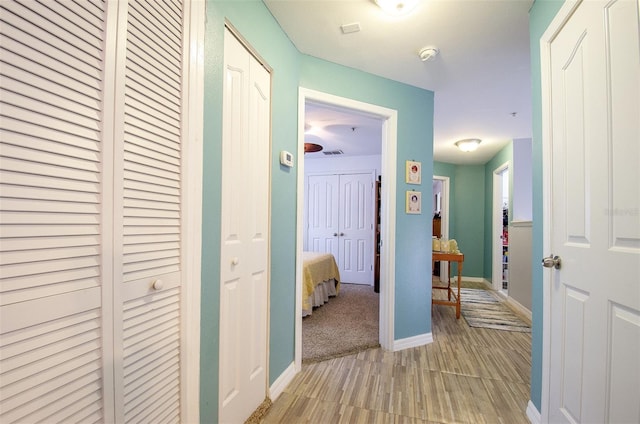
[302,251,341,316]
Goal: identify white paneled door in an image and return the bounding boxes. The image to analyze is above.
[0,1,199,422]
[219,28,271,424]
[307,173,374,284]
[544,0,640,422]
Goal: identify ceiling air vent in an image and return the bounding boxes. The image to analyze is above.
[323,150,344,156]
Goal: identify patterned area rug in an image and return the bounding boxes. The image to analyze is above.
[460,288,531,332]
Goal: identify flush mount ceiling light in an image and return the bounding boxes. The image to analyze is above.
[304,143,323,154]
[374,0,420,16]
[455,138,482,152]
[418,46,439,62]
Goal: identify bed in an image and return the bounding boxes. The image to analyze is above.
[302,251,341,317]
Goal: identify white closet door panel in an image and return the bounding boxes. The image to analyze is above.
[1,1,103,53]
[0,77,100,120]
[0,33,101,86]
[0,168,99,193]
[124,149,179,177]
[129,1,182,48]
[0,125,101,154]
[0,104,101,142]
[0,64,100,110]
[0,291,102,423]
[0,138,99,174]
[124,131,180,161]
[117,0,184,421]
[122,286,181,423]
[0,1,107,422]
[127,31,181,84]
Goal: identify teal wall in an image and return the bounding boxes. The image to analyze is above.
[299,55,435,340]
[483,143,513,280]
[201,1,300,420]
[453,165,486,276]
[433,161,485,278]
[529,0,565,412]
[202,1,435,421]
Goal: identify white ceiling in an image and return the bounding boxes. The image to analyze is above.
[264,0,534,165]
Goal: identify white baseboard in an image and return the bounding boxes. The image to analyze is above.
[526,400,541,424]
[462,276,492,285]
[269,361,297,401]
[504,295,532,323]
[392,332,433,351]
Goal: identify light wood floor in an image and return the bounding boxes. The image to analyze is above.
[261,281,532,423]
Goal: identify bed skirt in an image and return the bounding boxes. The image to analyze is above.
[302,278,338,317]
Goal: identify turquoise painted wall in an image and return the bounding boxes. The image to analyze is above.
[483,143,513,280]
[453,166,485,277]
[529,0,565,412]
[300,55,435,340]
[201,1,300,421]
[433,161,487,278]
[202,1,435,421]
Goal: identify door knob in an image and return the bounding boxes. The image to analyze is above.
[340,232,344,236]
[541,254,561,270]
[152,279,163,290]
[333,233,338,237]
[231,257,239,265]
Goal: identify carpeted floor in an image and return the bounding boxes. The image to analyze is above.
[460,288,531,332]
[302,283,379,363]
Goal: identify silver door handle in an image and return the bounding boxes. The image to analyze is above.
[541,254,561,270]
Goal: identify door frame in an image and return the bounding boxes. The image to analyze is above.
[432,175,450,283]
[181,1,205,422]
[492,162,509,292]
[295,88,398,369]
[540,0,583,420]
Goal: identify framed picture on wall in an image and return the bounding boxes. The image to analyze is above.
[406,190,422,214]
[406,160,421,184]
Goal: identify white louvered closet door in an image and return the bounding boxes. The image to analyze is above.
[0,1,188,422]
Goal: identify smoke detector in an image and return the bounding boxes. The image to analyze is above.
[418,47,439,62]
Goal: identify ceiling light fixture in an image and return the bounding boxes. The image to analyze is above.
[418,46,439,62]
[304,143,323,154]
[374,0,420,16]
[455,138,481,152]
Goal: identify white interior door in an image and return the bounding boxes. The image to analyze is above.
[543,0,640,422]
[0,1,197,422]
[307,174,340,260]
[219,28,270,424]
[338,173,374,284]
[306,173,374,284]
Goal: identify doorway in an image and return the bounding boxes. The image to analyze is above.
[492,163,509,293]
[295,88,398,369]
[432,176,450,283]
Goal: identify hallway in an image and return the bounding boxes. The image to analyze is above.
[262,284,531,423]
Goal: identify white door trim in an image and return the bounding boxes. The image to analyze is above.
[492,162,509,292]
[540,1,583,420]
[181,1,205,422]
[295,88,398,370]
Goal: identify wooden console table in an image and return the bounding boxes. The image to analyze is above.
[432,251,464,318]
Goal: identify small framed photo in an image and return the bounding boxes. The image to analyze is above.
[406,190,422,214]
[406,160,421,184]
